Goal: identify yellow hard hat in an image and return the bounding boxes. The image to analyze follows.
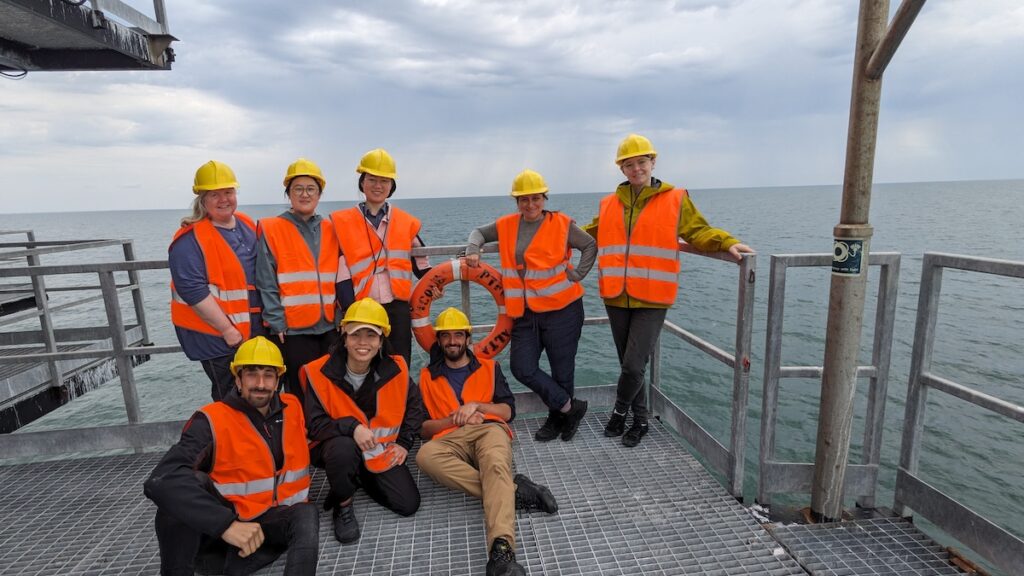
[615,134,658,165]
[229,336,286,375]
[511,169,549,197]
[355,148,397,180]
[283,158,326,191]
[434,307,472,332]
[341,298,392,337]
[193,160,239,194]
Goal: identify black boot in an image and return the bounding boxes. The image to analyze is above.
[560,398,588,441]
[622,417,649,448]
[485,537,526,576]
[604,410,627,437]
[514,473,558,514]
[332,501,360,543]
[534,410,564,442]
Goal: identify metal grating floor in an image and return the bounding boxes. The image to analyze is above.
[0,413,958,575]
[769,517,963,576]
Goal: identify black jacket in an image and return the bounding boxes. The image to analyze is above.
[304,347,425,451]
[143,389,288,537]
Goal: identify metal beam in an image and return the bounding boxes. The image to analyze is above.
[866,0,928,80]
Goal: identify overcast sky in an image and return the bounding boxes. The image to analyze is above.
[2,0,1022,214]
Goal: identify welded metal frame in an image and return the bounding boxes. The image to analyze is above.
[893,252,1024,575]
[757,252,900,508]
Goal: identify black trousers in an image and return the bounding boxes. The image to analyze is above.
[200,355,235,401]
[280,331,337,406]
[154,481,319,575]
[312,435,420,517]
[383,299,413,367]
[606,305,668,421]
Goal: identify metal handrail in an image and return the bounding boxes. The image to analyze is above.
[0,242,755,505]
[894,252,1024,575]
[757,252,900,508]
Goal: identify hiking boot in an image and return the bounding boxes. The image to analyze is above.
[514,473,558,514]
[622,419,649,448]
[533,410,564,442]
[485,537,526,576]
[560,398,588,441]
[604,411,627,437]
[332,502,360,544]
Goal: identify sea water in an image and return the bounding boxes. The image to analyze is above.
[2,179,1022,543]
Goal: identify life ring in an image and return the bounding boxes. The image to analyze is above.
[410,258,513,359]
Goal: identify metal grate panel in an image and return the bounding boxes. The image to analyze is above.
[2,414,807,575]
[770,517,964,575]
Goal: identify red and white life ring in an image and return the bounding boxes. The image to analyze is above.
[410,258,513,359]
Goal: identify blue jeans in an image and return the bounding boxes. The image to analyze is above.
[509,298,584,411]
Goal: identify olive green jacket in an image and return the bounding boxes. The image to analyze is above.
[583,179,740,309]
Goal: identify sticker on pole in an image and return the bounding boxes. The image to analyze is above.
[832,239,864,276]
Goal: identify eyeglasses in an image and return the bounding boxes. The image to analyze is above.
[290,186,319,197]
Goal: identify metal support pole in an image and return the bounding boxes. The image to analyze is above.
[99,271,143,424]
[25,231,64,390]
[811,0,889,522]
[122,241,151,345]
[866,0,927,80]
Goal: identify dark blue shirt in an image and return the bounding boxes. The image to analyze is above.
[169,222,263,361]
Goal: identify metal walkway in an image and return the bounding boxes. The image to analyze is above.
[0,414,962,575]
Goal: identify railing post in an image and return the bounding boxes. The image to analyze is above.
[99,270,143,424]
[857,255,900,509]
[122,240,152,345]
[758,255,787,506]
[25,231,64,391]
[894,254,941,516]
[728,253,756,499]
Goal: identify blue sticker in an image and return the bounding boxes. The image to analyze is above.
[832,239,864,275]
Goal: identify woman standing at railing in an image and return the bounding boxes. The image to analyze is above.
[254,158,339,406]
[169,160,265,401]
[330,148,433,367]
[585,135,754,447]
[465,169,596,443]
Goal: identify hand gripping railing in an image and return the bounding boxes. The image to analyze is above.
[893,252,1024,575]
[757,252,900,509]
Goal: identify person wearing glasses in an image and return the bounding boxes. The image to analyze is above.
[170,160,265,401]
[330,148,432,367]
[255,158,340,406]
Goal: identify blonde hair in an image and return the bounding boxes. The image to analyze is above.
[180,193,209,227]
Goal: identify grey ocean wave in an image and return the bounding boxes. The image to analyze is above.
[2,178,1023,542]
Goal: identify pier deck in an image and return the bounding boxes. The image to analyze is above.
[0,413,964,575]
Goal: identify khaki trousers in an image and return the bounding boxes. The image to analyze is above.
[416,423,515,549]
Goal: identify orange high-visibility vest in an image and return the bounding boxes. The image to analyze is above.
[418,357,512,440]
[597,189,685,305]
[170,213,257,339]
[201,393,311,521]
[258,216,339,329]
[303,354,409,473]
[331,206,421,301]
[496,212,584,319]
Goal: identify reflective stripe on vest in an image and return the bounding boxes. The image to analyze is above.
[418,357,511,440]
[202,393,311,521]
[330,207,421,301]
[596,189,685,305]
[304,354,409,473]
[496,212,584,318]
[169,213,256,339]
[258,216,339,329]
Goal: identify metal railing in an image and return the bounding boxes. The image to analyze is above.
[893,252,1024,575]
[757,252,900,508]
[0,243,756,503]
